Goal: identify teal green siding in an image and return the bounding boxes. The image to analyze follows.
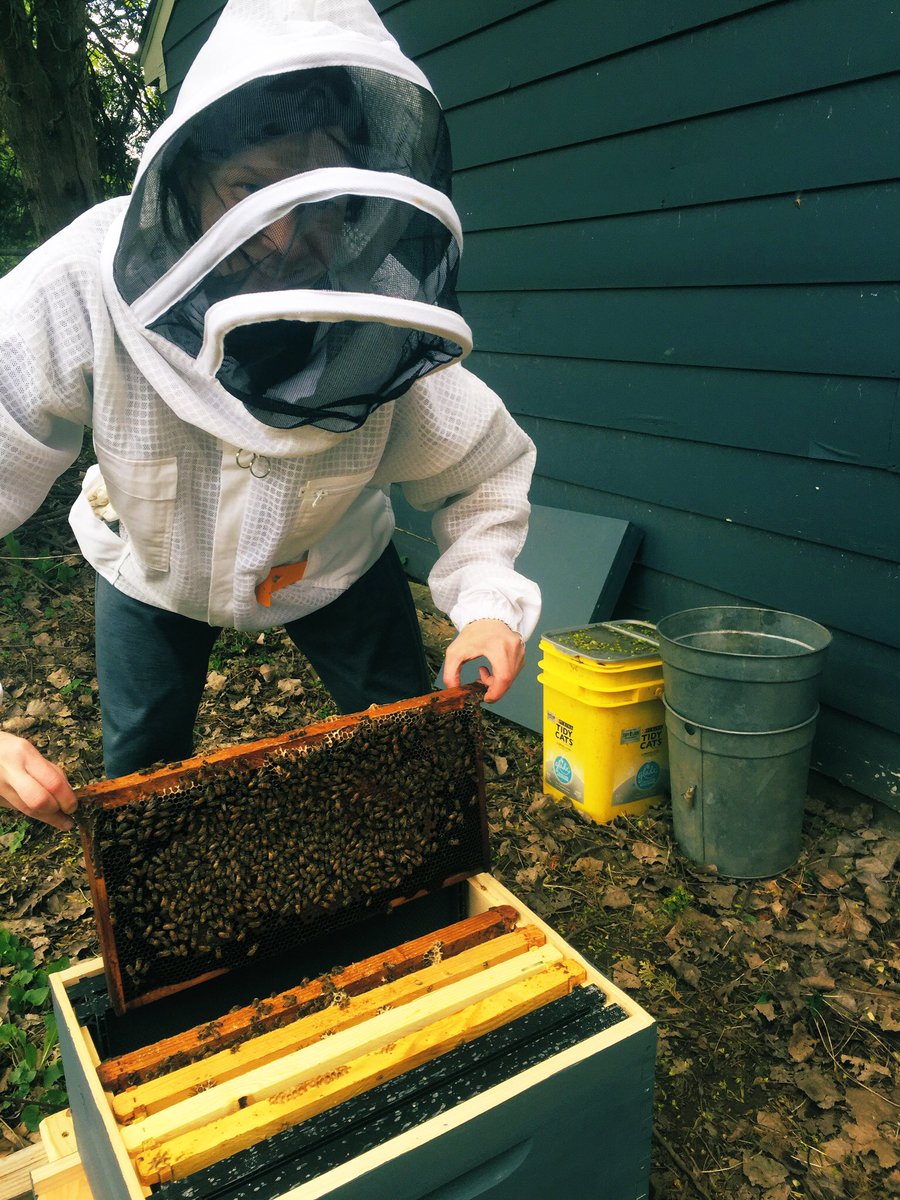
[147,0,900,808]
[159,0,222,105]
[390,0,900,808]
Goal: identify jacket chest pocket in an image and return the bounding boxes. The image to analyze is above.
[273,473,374,568]
[95,446,178,573]
[297,475,369,525]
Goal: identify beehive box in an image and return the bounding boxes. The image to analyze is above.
[50,876,655,1200]
[51,689,656,1199]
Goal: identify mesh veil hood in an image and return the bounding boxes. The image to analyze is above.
[112,0,471,432]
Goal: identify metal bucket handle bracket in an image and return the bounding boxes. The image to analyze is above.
[678,719,698,809]
[681,782,697,809]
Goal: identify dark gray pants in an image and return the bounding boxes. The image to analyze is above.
[95,544,433,777]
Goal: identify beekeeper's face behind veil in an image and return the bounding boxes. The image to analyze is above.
[185,127,355,292]
[114,9,472,433]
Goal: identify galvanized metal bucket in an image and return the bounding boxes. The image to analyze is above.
[657,606,830,877]
[656,606,831,733]
[665,702,818,878]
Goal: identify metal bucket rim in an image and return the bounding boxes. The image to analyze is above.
[663,697,819,736]
[656,606,832,659]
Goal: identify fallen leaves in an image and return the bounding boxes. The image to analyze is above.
[801,965,836,991]
[514,864,542,889]
[754,997,777,1021]
[611,956,642,991]
[787,1021,816,1063]
[666,953,701,987]
[823,900,872,941]
[794,1066,841,1109]
[812,865,846,890]
[704,882,739,908]
[485,767,898,1200]
[742,1151,789,1189]
[1,715,34,734]
[601,885,632,909]
[573,855,605,878]
[838,1054,891,1087]
[0,530,894,1200]
[632,839,666,864]
[276,678,305,697]
[832,1087,900,1172]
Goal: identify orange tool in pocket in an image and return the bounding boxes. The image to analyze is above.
[255,559,308,607]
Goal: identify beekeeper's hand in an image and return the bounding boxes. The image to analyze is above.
[443,619,526,703]
[0,733,77,831]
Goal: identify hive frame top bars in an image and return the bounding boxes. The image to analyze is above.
[76,686,490,1015]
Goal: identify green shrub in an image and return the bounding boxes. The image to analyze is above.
[0,927,69,1132]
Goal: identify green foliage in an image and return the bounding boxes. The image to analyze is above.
[0,1,164,260]
[2,531,81,591]
[660,885,694,918]
[87,0,166,198]
[208,627,253,672]
[0,928,70,1130]
[59,677,88,697]
[804,991,825,1016]
[0,135,35,266]
[637,958,680,998]
[4,820,31,854]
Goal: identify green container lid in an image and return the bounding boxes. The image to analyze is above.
[541,620,661,665]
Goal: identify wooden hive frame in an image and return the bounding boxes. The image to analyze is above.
[75,686,490,1014]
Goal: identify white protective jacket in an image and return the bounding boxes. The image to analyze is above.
[0,0,541,638]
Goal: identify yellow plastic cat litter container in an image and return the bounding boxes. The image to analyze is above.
[539,620,669,823]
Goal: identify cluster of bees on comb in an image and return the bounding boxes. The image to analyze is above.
[81,699,484,1001]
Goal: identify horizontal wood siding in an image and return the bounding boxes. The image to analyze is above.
[161,0,223,103]
[462,286,899,379]
[453,77,898,224]
[516,416,898,563]
[153,0,899,807]
[378,0,900,807]
[466,353,899,473]
[436,0,897,159]
[381,0,777,86]
[459,185,900,289]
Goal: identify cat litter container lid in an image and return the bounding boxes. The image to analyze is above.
[541,620,661,668]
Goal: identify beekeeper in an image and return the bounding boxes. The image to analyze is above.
[0,0,540,831]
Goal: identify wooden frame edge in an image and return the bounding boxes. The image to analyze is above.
[49,972,148,1199]
[467,873,654,1027]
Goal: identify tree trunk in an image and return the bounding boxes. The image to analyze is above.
[0,0,101,241]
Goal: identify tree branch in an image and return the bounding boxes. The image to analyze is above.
[87,14,142,97]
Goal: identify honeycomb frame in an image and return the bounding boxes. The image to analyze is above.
[76,686,489,1014]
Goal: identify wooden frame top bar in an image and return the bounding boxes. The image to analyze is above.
[76,685,484,810]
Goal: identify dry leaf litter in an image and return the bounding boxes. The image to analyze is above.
[0,465,896,1200]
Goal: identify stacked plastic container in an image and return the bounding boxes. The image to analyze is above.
[538,621,669,823]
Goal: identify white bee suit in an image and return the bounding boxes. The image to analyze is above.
[0,0,541,640]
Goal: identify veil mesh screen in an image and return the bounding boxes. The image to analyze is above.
[114,66,462,430]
